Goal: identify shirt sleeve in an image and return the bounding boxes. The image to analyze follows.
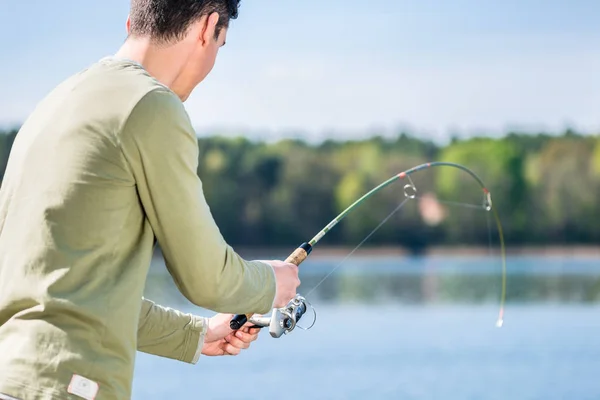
[119,88,276,315]
[137,298,207,364]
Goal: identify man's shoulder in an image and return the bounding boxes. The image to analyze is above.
[88,57,174,106]
[108,62,193,152]
[76,57,187,132]
[122,87,193,145]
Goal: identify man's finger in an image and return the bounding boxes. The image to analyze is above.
[225,334,251,349]
[234,330,259,343]
[236,326,261,335]
[247,327,261,335]
[221,341,242,356]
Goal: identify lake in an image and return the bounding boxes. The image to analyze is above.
[134,252,600,399]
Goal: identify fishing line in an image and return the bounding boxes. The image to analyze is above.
[491,205,506,327]
[231,161,508,331]
[304,197,410,297]
[487,210,493,254]
[303,173,506,327]
[413,195,488,211]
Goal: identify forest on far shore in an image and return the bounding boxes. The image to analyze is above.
[1,127,598,252]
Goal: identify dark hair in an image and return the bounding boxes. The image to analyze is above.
[129,0,241,43]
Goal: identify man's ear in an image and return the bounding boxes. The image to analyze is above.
[126,15,132,35]
[200,12,221,46]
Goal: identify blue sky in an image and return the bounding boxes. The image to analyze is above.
[1,0,598,142]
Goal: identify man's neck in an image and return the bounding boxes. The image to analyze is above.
[114,38,184,88]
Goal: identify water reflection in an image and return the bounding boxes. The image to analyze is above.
[144,253,600,308]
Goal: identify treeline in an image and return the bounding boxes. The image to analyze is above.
[1,128,599,250]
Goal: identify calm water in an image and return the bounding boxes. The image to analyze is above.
[134,254,600,399]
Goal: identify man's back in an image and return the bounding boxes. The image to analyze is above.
[0,58,183,399]
[0,0,301,397]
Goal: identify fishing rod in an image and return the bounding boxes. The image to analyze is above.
[230,161,507,336]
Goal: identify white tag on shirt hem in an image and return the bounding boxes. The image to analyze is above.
[67,374,99,400]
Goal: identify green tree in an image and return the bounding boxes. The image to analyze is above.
[526,136,600,242]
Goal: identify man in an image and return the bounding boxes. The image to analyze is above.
[0,1,301,399]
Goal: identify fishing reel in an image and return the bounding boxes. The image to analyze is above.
[247,294,316,338]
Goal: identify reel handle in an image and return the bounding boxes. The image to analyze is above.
[229,242,312,330]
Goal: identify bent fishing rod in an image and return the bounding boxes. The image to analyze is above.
[230,161,507,337]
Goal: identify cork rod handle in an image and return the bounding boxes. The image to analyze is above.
[229,242,312,330]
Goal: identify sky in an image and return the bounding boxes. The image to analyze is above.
[0,0,599,143]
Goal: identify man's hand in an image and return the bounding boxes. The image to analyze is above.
[201,259,300,357]
[202,313,261,357]
[262,260,301,308]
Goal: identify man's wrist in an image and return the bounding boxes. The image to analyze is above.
[191,316,209,364]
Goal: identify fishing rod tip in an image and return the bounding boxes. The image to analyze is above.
[496,307,505,328]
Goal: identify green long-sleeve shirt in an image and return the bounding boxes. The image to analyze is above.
[0,57,276,400]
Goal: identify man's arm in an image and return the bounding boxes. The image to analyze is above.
[120,88,276,315]
[137,298,206,364]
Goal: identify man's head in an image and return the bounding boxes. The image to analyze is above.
[124,0,241,100]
